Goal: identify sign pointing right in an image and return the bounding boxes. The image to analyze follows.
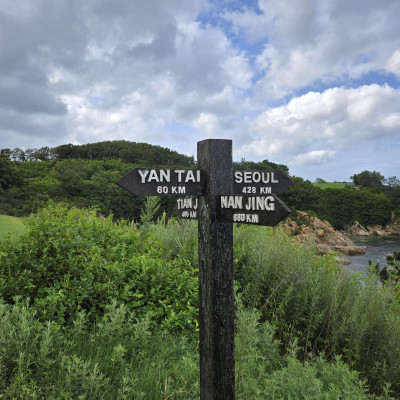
[219,194,291,226]
[233,170,293,195]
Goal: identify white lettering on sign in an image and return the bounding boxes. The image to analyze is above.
[220,196,243,209]
[234,171,279,184]
[175,170,201,183]
[185,170,200,183]
[233,213,259,223]
[139,169,171,183]
[181,210,197,218]
[241,186,272,194]
[171,186,186,194]
[245,196,275,211]
[177,198,198,210]
[139,169,201,184]
[221,195,275,211]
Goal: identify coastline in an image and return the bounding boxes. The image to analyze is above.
[280,212,400,265]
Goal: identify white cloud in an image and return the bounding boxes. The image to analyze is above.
[294,150,336,165]
[240,84,400,163]
[0,0,400,181]
[193,113,219,135]
[224,0,400,99]
[387,50,400,77]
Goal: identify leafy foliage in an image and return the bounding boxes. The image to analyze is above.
[0,204,198,331]
[371,251,400,284]
[0,141,194,220]
[351,170,385,188]
[0,298,380,399]
[233,158,289,174]
[0,154,23,194]
[1,202,400,396]
[284,177,393,229]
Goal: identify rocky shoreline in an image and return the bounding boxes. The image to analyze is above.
[280,212,400,264]
[344,218,400,237]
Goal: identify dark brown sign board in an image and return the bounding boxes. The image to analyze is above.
[174,197,198,219]
[233,170,293,195]
[116,168,205,196]
[174,194,291,226]
[219,194,291,226]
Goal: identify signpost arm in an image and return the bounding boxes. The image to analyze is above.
[197,139,235,400]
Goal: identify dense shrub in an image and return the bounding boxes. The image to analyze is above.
[1,204,400,397]
[0,204,198,331]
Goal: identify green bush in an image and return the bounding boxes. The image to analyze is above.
[1,204,400,397]
[0,204,198,332]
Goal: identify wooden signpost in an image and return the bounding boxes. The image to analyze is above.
[117,139,293,400]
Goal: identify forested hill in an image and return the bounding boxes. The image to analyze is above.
[0,140,288,221]
[4,140,195,166]
[1,141,399,227]
[3,140,289,172]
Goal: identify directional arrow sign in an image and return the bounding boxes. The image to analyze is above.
[219,194,291,226]
[116,168,205,196]
[233,170,293,195]
[174,197,198,219]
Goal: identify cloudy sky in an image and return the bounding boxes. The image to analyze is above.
[1,0,400,181]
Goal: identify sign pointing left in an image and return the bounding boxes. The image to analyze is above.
[116,168,205,196]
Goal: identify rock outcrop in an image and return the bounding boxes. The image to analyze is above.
[386,218,400,235]
[344,221,370,236]
[280,212,366,262]
[345,216,400,236]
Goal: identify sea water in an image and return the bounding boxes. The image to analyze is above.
[346,236,400,273]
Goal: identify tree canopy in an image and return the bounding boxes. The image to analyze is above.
[1,141,399,228]
[351,170,385,188]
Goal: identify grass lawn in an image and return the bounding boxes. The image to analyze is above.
[0,215,26,239]
[313,182,353,190]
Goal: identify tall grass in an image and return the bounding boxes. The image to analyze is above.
[233,224,400,395]
[1,205,400,397]
[0,298,377,400]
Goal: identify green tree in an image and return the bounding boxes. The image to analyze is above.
[11,148,26,162]
[351,170,385,188]
[385,176,400,187]
[282,177,322,214]
[0,155,23,193]
[233,158,289,174]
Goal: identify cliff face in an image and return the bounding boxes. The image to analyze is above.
[344,217,400,236]
[280,212,366,261]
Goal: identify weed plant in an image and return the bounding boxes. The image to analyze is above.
[0,297,380,399]
[1,204,400,397]
[233,224,400,395]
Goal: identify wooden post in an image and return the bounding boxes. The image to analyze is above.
[197,139,235,400]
